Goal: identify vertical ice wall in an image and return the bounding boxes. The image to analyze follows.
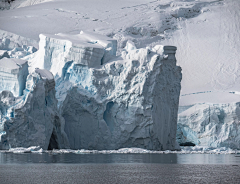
[0,58,28,96]
[32,31,117,77]
[177,103,240,149]
[0,69,69,149]
[60,45,181,150]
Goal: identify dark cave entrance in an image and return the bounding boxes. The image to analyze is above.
[179,142,196,146]
[48,130,59,150]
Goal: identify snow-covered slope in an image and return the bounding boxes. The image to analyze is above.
[161,0,240,106]
[1,0,239,105]
[0,0,52,10]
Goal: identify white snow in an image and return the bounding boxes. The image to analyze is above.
[35,68,54,80]
[161,0,240,106]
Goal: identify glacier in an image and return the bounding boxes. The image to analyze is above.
[177,103,240,149]
[0,0,239,151]
[3,29,240,151]
[0,67,69,150]
[27,31,182,150]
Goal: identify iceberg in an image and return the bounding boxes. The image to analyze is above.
[29,32,182,150]
[0,57,28,96]
[0,31,181,151]
[177,103,240,149]
[0,68,69,150]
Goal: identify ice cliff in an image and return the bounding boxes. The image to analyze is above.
[0,67,69,150]
[177,103,240,149]
[29,31,182,150]
[0,58,28,96]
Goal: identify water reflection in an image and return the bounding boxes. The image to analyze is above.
[0,152,239,164]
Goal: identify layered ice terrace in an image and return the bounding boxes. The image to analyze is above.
[33,31,117,77]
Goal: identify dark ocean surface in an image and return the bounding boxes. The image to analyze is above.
[0,153,240,183]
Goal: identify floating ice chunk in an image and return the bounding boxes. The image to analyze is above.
[8,146,42,153]
[0,58,28,96]
[3,146,239,155]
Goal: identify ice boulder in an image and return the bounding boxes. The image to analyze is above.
[177,103,240,149]
[0,57,28,96]
[0,69,69,150]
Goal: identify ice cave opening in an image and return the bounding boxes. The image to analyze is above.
[179,142,196,146]
[103,101,115,132]
[48,130,59,150]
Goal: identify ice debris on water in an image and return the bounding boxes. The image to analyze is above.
[1,146,240,155]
